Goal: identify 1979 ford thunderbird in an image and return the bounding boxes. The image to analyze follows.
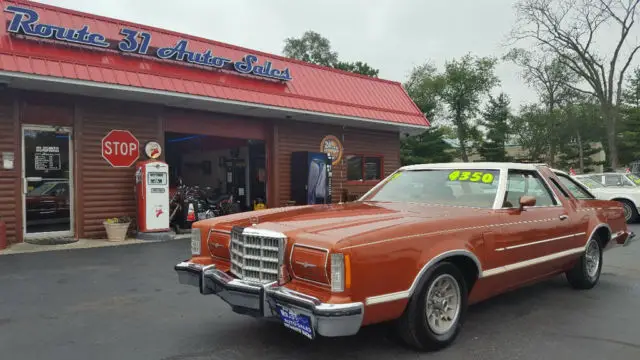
[175,162,635,351]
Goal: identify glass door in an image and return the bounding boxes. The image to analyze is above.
[22,125,73,238]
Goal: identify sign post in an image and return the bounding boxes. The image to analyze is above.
[102,130,140,167]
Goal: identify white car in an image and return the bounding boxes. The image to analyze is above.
[573,175,640,223]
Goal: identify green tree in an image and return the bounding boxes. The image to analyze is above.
[282,31,379,77]
[511,0,640,169]
[438,54,500,162]
[333,61,379,77]
[282,30,338,67]
[511,104,551,162]
[478,93,512,162]
[400,126,454,165]
[619,67,640,164]
[556,100,606,172]
[403,62,444,119]
[503,49,578,166]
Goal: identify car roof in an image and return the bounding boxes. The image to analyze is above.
[400,162,545,171]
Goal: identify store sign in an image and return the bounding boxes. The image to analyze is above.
[102,130,140,167]
[144,141,162,159]
[320,135,343,166]
[4,5,293,82]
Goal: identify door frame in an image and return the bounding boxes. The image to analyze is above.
[21,124,75,240]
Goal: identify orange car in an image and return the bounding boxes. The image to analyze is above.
[175,163,634,351]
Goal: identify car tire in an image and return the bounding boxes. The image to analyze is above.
[396,261,468,351]
[618,199,639,223]
[566,235,603,290]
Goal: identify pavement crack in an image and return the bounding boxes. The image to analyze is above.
[552,333,640,349]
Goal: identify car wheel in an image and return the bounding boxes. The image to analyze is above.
[619,200,639,223]
[396,261,468,351]
[566,235,603,290]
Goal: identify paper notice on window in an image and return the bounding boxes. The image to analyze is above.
[2,152,14,170]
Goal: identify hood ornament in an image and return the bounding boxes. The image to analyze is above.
[250,216,259,226]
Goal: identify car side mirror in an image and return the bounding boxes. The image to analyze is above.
[519,196,536,211]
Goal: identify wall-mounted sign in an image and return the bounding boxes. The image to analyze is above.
[320,135,343,166]
[102,130,140,167]
[144,141,162,159]
[4,5,293,82]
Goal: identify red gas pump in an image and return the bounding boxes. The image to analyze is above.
[135,159,171,238]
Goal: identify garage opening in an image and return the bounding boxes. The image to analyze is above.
[164,132,267,230]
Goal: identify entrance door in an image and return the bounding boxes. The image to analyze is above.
[22,125,74,239]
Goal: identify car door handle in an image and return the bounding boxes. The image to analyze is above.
[559,215,568,221]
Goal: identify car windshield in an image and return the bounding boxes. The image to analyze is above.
[576,177,605,189]
[362,168,500,208]
[626,173,640,186]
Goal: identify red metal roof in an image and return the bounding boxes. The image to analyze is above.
[0,0,429,127]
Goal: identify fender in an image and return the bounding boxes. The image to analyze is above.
[364,249,482,306]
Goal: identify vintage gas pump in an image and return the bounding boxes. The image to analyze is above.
[135,141,171,240]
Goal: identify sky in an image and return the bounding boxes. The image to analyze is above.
[29,0,636,115]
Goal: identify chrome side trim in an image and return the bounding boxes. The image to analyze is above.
[364,249,482,306]
[289,243,331,287]
[482,247,584,278]
[495,232,586,252]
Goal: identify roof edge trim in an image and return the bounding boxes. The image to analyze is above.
[0,70,430,130]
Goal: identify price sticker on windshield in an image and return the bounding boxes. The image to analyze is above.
[448,170,495,184]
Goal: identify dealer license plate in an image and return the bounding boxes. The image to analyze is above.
[275,304,314,339]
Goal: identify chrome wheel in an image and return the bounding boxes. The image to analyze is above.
[425,274,461,335]
[622,202,632,222]
[585,239,600,279]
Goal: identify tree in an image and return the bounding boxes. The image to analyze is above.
[511,0,640,169]
[503,49,579,166]
[400,126,454,165]
[403,62,444,120]
[556,100,606,172]
[478,93,512,162]
[511,104,552,162]
[282,30,338,67]
[619,67,640,164]
[437,54,500,162]
[333,61,379,77]
[282,31,379,77]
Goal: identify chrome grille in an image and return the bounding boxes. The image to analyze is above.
[230,226,285,283]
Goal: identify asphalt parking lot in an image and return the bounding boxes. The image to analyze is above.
[1,224,639,360]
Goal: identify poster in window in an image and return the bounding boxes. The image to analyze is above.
[34,146,61,171]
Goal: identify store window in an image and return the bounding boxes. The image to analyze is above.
[346,155,383,181]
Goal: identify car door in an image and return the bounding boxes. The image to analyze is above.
[484,169,575,288]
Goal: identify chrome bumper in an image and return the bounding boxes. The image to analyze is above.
[174,261,364,338]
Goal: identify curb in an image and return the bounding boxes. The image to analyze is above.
[0,233,190,256]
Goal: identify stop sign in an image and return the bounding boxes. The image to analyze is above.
[102,130,140,167]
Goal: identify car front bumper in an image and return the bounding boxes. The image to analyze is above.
[174,261,364,338]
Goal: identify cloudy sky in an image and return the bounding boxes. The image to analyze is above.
[30,0,634,112]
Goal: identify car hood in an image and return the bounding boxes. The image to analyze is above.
[204,201,494,248]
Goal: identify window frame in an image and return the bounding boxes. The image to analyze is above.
[500,169,560,208]
[554,173,596,200]
[345,153,385,184]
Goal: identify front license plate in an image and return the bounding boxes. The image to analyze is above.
[275,304,314,339]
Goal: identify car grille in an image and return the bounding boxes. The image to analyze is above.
[229,226,285,283]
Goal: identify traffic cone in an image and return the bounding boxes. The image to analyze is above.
[186,203,196,222]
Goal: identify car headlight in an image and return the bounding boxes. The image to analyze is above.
[191,228,201,255]
[330,253,351,293]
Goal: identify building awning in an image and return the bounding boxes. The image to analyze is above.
[0,0,429,132]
